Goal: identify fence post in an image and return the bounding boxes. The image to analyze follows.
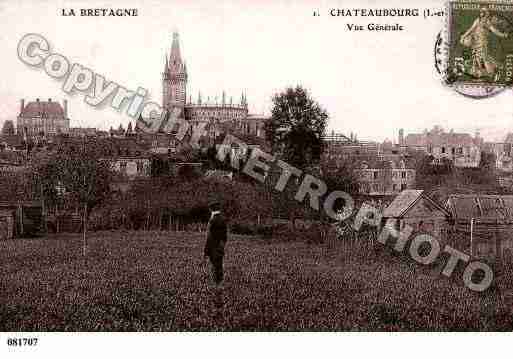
[495,219,501,266]
[470,218,474,256]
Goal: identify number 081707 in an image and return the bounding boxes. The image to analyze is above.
[7,338,38,346]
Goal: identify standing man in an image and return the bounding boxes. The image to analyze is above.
[204,201,228,288]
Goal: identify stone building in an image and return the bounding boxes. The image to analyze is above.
[157,32,266,140]
[356,157,416,196]
[486,133,513,173]
[98,138,151,179]
[399,125,482,168]
[69,127,97,137]
[0,159,26,177]
[17,98,70,136]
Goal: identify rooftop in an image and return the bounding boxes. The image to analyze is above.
[19,99,66,118]
[383,190,425,217]
[446,194,513,221]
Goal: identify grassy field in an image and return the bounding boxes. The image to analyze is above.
[0,231,512,331]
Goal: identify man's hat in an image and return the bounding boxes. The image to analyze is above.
[208,199,221,208]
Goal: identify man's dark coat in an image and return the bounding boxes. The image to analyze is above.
[204,213,227,259]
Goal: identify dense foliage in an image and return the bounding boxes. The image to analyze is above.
[265,86,328,169]
[31,141,114,214]
[414,151,503,204]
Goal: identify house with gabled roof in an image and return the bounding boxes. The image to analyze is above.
[383,189,451,239]
[17,98,70,136]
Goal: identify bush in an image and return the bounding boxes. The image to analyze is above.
[230,222,255,235]
[255,225,273,238]
[268,223,328,243]
[230,222,292,239]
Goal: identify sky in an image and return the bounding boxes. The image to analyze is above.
[1,0,513,142]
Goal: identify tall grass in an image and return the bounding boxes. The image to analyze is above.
[0,231,511,331]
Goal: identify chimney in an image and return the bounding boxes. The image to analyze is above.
[20,99,24,113]
[63,99,68,118]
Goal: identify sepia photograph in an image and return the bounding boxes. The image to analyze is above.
[0,0,512,356]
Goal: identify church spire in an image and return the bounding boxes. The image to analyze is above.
[170,32,183,67]
[163,55,169,79]
[163,31,187,110]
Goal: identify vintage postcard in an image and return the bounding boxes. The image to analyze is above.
[0,0,512,357]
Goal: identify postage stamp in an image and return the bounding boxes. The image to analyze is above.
[447,1,513,87]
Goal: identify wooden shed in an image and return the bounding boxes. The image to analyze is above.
[445,194,513,262]
[0,201,43,238]
[383,190,451,239]
[0,209,14,240]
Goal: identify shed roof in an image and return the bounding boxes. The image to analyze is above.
[383,190,424,217]
[383,190,449,218]
[446,194,513,221]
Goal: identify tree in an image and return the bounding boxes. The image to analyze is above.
[415,153,455,190]
[479,151,496,172]
[321,158,360,197]
[1,120,15,135]
[34,140,113,255]
[265,86,328,169]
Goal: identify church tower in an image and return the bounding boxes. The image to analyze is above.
[163,32,187,111]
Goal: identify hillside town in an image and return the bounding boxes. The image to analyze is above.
[2,32,513,268]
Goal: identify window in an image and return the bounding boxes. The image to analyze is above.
[506,143,512,156]
[442,147,446,154]
[373,171,378,179]
[137,162,143,173]
[401,183,407,191]
[401,171,406,178]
